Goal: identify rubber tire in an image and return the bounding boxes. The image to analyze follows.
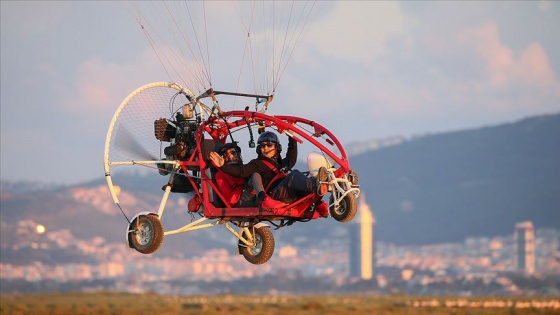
[329,193,358,223]
[240,226,275,265]
[128,214,164,254]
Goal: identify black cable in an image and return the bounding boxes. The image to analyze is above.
[245,106,255,148]
[117,203,131,224]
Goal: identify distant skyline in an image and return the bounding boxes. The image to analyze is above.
[2,1,559,185]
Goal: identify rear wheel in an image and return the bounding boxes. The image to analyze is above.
[239,226,275,265]
[329,193,358,223]
[128,214,164,254]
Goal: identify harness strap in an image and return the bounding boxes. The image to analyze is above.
[260,159,287,191]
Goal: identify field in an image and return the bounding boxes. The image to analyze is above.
[1,293,559,315]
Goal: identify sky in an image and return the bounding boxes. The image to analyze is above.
[1,1,559,186]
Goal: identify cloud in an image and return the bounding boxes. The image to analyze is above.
[283,14,560,143]
[0,2,71,37]
[306,1,406,67]
[457,22,513,88]
[538,1,553,12]
[516,43,557,87]
[61,48,167,128]
[457,22,559,90]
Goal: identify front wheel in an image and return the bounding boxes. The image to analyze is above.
[239,226,275,265]
[128,214,164,254]
[329,193,358,223]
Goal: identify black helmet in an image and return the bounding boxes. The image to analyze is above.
[257,131,279,144]
[219,143,241,155]
[219,143,242,164]
[256,131,282,155]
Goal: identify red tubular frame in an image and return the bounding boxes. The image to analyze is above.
[177,111,351,220]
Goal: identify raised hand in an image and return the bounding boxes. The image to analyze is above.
[209,151,224,167]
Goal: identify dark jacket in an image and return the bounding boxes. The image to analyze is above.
[219,137,297,189]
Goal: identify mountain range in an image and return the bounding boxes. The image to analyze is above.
[1,112,559,258]
[351,112,560,244]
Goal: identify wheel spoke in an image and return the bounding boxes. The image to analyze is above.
[250,234,262,255]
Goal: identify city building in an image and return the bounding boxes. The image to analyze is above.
[349,194,375,280]
[514,221,535,274]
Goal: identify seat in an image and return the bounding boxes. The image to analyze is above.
[200,139,225,207]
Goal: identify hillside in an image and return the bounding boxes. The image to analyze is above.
[351,112,560,244]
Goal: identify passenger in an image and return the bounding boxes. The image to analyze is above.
[213,143,244,207]
[209,131,328,209]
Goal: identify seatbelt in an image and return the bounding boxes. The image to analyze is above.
[260,159,288,191]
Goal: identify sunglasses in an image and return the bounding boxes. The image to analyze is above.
[225,149,238,156]
[259,142,275,148]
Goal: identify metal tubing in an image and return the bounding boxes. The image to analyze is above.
[223,223,253,246]
[157,185,172,219]
[164,217,218,236]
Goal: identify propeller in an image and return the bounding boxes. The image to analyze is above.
[115,125,157,161]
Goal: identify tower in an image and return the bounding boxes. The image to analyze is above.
[349,194,375,280]
[514,221,535,274]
